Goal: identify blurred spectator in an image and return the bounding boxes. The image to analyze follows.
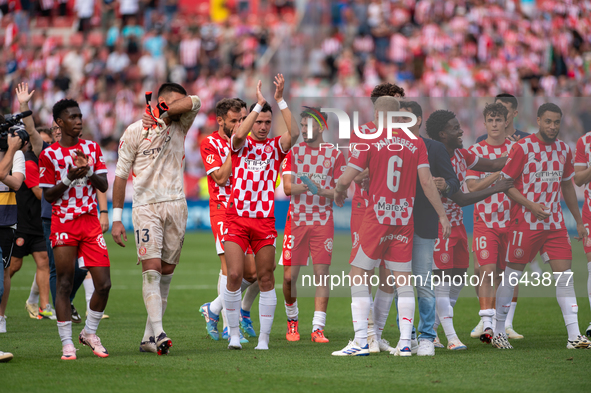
[75,0,95,34]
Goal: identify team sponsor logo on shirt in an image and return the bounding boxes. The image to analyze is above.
[264,145,273,153]
[206,154,215,164]
[298,173,327,182]
[96,234,107,250]
[379,233,409,245]
[480,250,489,260]
[440,253,450,263]
[245,159,270,171]
[514,248,525,258]
[377,201,409,212]
[324,238,333,252]
[534,171,562,182]
[16,238,24,247]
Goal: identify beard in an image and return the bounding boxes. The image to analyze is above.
[304,133,319,144]
[222,122,233,138]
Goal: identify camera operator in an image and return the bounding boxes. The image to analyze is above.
[0,128,27,335]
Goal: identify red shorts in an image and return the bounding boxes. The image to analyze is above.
[349,221,413,272]
[225,214,277,255]
[506,227,572,264]
[210,214,227,255]
[433,224,469,270]
[472,223,508,270]
[50,213,110,268]
[282,222,334,266]
[582,205,591,254]
[280,217,293,265]
[350,207,364,246]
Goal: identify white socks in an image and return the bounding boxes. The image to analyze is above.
[505,302,517,327]
[435,281,456,340]
[211,273,226,316]
[242,280,260,312]
[555,269,580,340]
[83,276,94,312]
[224,286,242,347]
[85,309,104,335]
[351,285,370,347]
[373,288,394,341]
[28,273,40,305]
[256,290,277,350]
[142,273,173,341]
[57,321,73,346]
[479,309,495,331]
[312,311,326,332]
[142,270,164,338]
[285,300,299,320]
[495,267,522,336]
[397,285,415,348]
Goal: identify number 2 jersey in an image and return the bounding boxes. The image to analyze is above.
[347,130,429,226]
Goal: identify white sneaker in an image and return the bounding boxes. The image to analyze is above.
[410,339,419,354]
[506,325,524,339]
[417,339,435,356]
[332,340,369,356]
[567,335,591,349]
[0,350,13,362]
[492,333,513,349]
[368,335,380,353]
[470,319,483,338]
[0,316,6,333]
[389,345,412,357]
[433,335,444,348]
[377,338,395,352]
[447,337,467,350]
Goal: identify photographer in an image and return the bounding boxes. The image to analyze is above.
[0,128,27,334]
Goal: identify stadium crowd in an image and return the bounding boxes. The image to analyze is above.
[2,0,591,199]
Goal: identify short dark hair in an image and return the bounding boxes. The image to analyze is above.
[370,82,406,103]
[400,101,422,119]
[233,98,247,109]
[483,102,508,120]
[249,102,273,114]
[38,127,52,137]
[425,110,456,142]
[157,82,187,98]
[216,98,243,118]
[52,99,80,122]
[495,93,518,110]
[537,103,563,118]
[300,107,327,127]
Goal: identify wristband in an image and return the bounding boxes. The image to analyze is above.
[253,103,263,113]
[87,167,94,177]
[62,177,72,187]
[278,99,288,110]
[100,210,108,214]
[112,208,123,222]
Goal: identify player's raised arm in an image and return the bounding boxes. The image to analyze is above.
[15,82,44,157]
[232,81,266,151]
[418,166,451,239]
[275,74,296,152]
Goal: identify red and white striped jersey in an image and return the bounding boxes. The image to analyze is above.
[574,132,591,212]
[227,135,289,218]
[348,131,429,226]
[502,134,575,231]
[39,139,108,223]
[350,121,378,210]
[467,140,514,228]
[443,148,479,226]
[283,143,346,226]
[180,38,201,67]
[200,132,231,216]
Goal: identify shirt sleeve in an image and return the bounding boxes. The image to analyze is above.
[200,138,225,175]
[178,95,202,134]
[115,123,141,180]
[282,151,292,175]
[501,142,526,180]
[463,149,479,170]
[39,150,56,188]
[93,144,108,174]
[575,137,588,167]
[348,145,368,172]
[12,150,26,178]
[332,151,347,183]
[563,147,575,182]
[24,160,40,189]
[416,138,429,169]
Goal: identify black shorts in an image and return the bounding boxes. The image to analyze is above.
[12,231,47,259]
[0,227,15,269]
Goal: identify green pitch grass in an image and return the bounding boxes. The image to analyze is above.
[1,232,590,393]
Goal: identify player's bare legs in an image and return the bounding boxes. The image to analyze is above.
[3,252,51,318]
[283,264,299,341]
[140,258,175,355]
[224,241,246,349]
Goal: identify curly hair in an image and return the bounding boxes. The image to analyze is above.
[425,110,456,142]
[52,99,80,122]
[483,102,508,120]
[215,98,243,118]
[370,83,406,103]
